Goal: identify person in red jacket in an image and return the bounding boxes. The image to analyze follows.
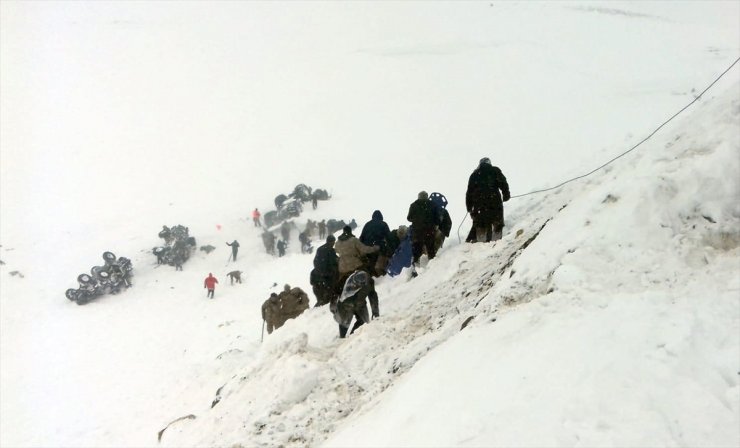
[204,273,219,299]
[252,208,262,227]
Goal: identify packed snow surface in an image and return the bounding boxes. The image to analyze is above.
[1,1,738,447]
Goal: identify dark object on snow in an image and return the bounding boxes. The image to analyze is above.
[313,188,330,201]
[65,252,133,305]
[153,224,196,269]
[157,414,196,443]
[466,158,510,242]
[9,270,24,278]
[277,239,287,257]
[460,316,475,331]
[227,270,242,284]
[289,183,313,202]
[430,192,453,251]
[226,240,240,261]
[332,271,379,338]
[199,245,216,254]
[274,194,288,208]
[278,199,302,221]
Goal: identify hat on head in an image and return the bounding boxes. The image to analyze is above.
[284,284,291,291]
[418,191,428,200]
[343,225,352,235]
[479,157,491,166]
[327,235,336,243]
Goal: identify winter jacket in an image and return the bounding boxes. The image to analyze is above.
[279,287,310,320]
[360,210,391,250]
[438,207,452,237]
[465,163,510,224]
[261,296,283,333]
[204,275,218,289]
[407,199,439,234]
[252,209,261,219]
[313,242,339,281]
[334,234,378,275]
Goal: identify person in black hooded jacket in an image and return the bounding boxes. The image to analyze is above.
[360,210,390,275]
[407,191,440,264]
[466,157,510,242]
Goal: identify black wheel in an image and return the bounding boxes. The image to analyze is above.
[65,289,78,301]
[103,251,116,263]
[77,273,93,284]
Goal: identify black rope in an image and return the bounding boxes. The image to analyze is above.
[457,56,740,242]
[511,56,740,199]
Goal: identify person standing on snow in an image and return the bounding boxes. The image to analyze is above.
[331,270,378,338]
[318,220,327,239]
[407,191,440,265]
[226,240,240,261]
[252,208,262,227]
[261,293,283,334]
[277,239,287,257]
[310,235,340,307]
[360,210,391,276]
[204,273,219,299]
[278,284,310,322]
[334,225,379,287]
[465,157,510,242]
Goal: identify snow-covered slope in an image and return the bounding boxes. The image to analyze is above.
[1,2,738,447]
[154,80,739,448]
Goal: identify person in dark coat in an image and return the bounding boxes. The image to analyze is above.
[318,220,327,239]
[407,191,440,264]
[465,157,510,242]
[277,239,287,257]
[359,210,391,276]
[226,240,240,261]
[435,205,453,252]
[331,270,378,338]
[311,235,339,306]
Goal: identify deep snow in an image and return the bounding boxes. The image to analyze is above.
[1,1,739,447]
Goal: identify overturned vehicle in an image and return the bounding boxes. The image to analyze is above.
[265,184,329,228]
[153,224,196,268]
[66,252,133,305]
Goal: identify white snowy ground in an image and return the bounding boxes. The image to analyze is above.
[1,2,738,447]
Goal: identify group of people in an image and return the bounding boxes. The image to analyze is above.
[260,284,310,334]
[209,158,510,340]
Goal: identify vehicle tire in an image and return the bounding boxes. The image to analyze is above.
[65,289,78,301]
[78,273,93,284]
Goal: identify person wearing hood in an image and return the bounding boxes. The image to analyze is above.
[331,270,378,338]
[407,191,440,265]
[204,273,219,299]
[311,235,340,307]
[466,157,510,242]
[360,210,391,276]
[334,225,379,287]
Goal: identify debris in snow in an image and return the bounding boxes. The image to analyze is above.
[157,414,196,442]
